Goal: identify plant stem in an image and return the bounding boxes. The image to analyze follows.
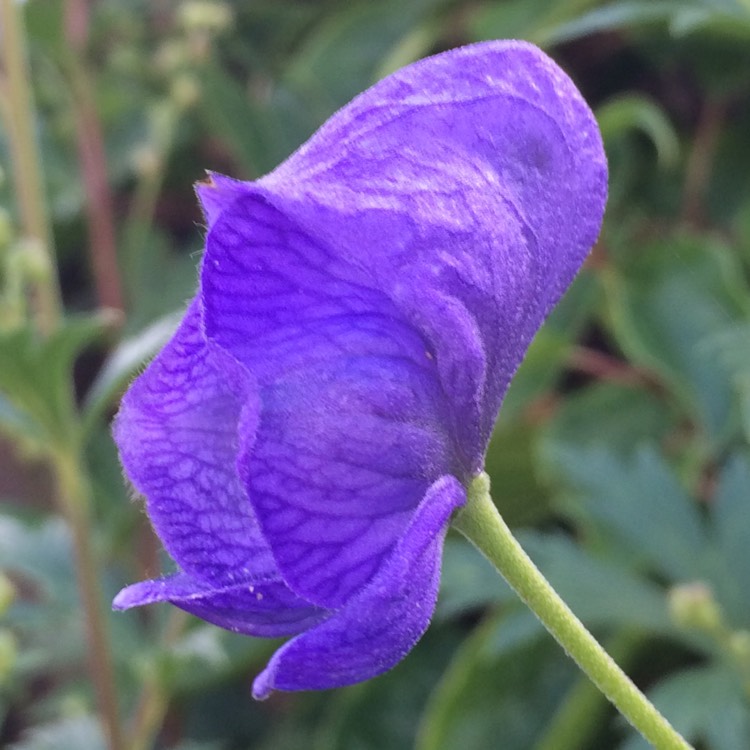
[0,0,62,333]
[453,473,694,750]
[127,609,187,750]
[63,0,125,313]
[55,447,125,750]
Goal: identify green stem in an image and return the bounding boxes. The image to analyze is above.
[533,630,642,750]
[55,447,125,750]
[0,0,62,333]
[453,474,693,750]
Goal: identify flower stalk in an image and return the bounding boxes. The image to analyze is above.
[0,0,61,334]
[453,473,694,750]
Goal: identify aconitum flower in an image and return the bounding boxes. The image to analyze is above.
[113,40,607,699]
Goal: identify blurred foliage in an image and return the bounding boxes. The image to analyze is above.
[2,0,750,748]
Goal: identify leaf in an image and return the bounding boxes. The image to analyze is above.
[485,424,554,527]
[314,625,462,750]
[8,715,105,750]
[416,617,575,750]
[0,313,117,447]
[198,61,298,176]
[543,443,708,582]
[437,536,514,620]
[603,233,748,444]
[547,1,750,45]
[618,665,750,750]
[519,531,672,632]
[597,94,680,169]
[708,453,750,625]
[539,382,675,461]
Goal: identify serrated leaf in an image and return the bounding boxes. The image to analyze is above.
[0,313,116,446]
[519,531,672,632]
[539,382,675,462]
[708,454,750,625]
[544,444,708,582]
[619,665,750,750]
[603,234,748,443]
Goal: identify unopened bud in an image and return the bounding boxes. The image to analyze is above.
[0,575,14,615]
[668,582,722,633]
[132,144,161,179]
[16,237,51,282]
[170,74,201,110]
[178,2,232,34]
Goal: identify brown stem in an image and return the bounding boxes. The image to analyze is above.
[56,448,125,750]
[568,346,661,389]
[681,96,727,227]
[64,0,124,312]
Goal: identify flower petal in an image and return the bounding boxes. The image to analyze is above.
[251,475,465,698]
[113,572,326,638]
[260,40,608,468]
[195,172,251,227]
[201,192,458,608]
[114,300,276,583]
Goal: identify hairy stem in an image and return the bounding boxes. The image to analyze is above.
[0,0,62,333]
[453,473,693,750]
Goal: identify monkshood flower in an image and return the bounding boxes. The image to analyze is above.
[113,39,607,699]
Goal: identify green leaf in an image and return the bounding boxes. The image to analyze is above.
[540,382,676,461]
[708,454,750,625]
[198,61,298,176]
[597,94,680,169]
[437,536,514,620]
[485,424,554,527]
[547,1,750,45]
[314,625,462,750]
[519,531,672,632]
[416,617,575,750]
[543,444,708,582]
[603,233,748,443]
[619,665,750,750]
[469,0,604,46]
[8,715,105,750]
[0,313,116,447]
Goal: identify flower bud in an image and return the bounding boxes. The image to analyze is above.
[170,74,201,110]
[0,575,14,616]
[668,582,723,633]
[178,2,232,34]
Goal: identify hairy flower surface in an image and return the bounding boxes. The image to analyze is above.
[113,40,607,698]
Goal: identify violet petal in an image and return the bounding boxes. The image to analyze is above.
[114,300,276,583]
[260,40,607,469]
[114,572,327,637]
[201,192,457,608]
[251,475,465,698]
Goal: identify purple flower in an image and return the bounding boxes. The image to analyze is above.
[113,40,607,699]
